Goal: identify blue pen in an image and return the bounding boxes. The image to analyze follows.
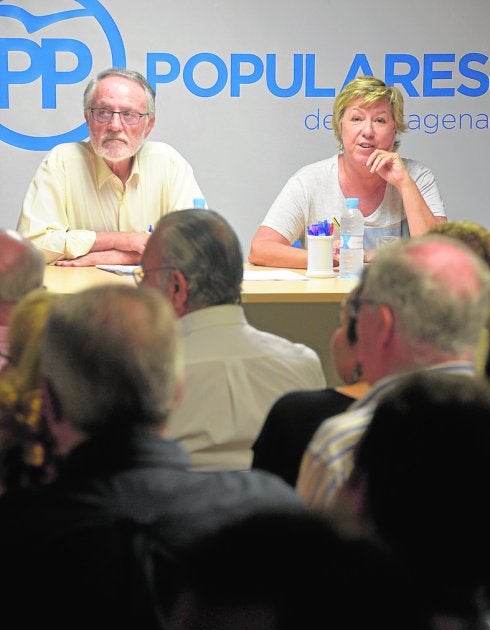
[148,224,153,233]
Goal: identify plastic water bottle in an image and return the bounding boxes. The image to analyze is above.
[339,197,364,279]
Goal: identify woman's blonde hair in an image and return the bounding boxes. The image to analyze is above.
[7,289,63,390]
[0,289,63,491]
[332,75,407,152]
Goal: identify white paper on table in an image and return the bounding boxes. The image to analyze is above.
[243,269,307,281]
[96,266,307,281]
[96,265,138,276]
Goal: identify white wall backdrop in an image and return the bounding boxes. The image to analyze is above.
[1,0,489,258]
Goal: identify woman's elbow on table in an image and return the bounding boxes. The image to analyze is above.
[248,226,292,266]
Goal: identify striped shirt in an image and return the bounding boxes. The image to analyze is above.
[296,362,476,509]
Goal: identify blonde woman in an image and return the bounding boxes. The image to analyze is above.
[0,289,63,492]
[249,75,446,268]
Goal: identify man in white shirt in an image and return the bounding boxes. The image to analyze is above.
[17,68,205,266]
[137,208,326,470]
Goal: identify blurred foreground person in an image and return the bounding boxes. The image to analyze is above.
[0,228,44,372]
[169,509,431,630]
[297,235,490,508]
[0,284,302,630]
[428,219,490,380]
[0,289,63,492]
[342,372,490,630]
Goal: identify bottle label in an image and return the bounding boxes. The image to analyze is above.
[340,235,363,249]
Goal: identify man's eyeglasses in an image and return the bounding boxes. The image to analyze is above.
[89,107,149,126]
[133,265,175,285]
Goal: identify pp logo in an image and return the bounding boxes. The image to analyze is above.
[0,0,126,150]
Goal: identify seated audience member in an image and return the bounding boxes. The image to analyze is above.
[428,220,490,379]
[297,235,490,509]
[428,220,490,266]
[0,289,62,492]
[168,509,431,630]
[0,284,303,630]
[0,228,45,372]
[340,371,490,629]
[248,75,445,269]
[252,284,370,486]
[138,208,326,471]
[17,67,205,266]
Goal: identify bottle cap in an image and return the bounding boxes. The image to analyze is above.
[346,197,359,208]
[193,197,206,208]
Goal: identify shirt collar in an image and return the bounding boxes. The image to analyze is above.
[61,427,190,478]
[180,304,246,335]
[351,361,476,410]
[92,145,141,189]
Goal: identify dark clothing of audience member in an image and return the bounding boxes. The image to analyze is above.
[252,388,354,486]
[344,372,490,629]
[169,509,432,630]
[0,285,302,630]
[252,284,369,486]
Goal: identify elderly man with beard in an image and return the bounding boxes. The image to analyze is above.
[17,67,205,266]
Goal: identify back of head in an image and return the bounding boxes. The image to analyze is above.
[361,234,490,358]
[40,284,182,435]
[0,229,44,302]
[428,220,490,269]
[151,209,244,309]
[171,509,430,630]
[355,372,490,602]
[427,222,490,382]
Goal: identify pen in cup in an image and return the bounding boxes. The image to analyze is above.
[307,220,334,236]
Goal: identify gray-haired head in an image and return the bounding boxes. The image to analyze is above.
[41,284,182,435]
[0,229,44,302]
[358,234,490,357]
[83,67,156,116]
[149,209,244,310]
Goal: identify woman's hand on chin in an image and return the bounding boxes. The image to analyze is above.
[365,150,409,187]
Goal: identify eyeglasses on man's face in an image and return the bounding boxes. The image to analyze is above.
[132,265,175,285]
[88,107,149,126]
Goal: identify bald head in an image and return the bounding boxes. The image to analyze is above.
[406,236,484,298]
[0,229,44,302]
[356,234,490,382]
